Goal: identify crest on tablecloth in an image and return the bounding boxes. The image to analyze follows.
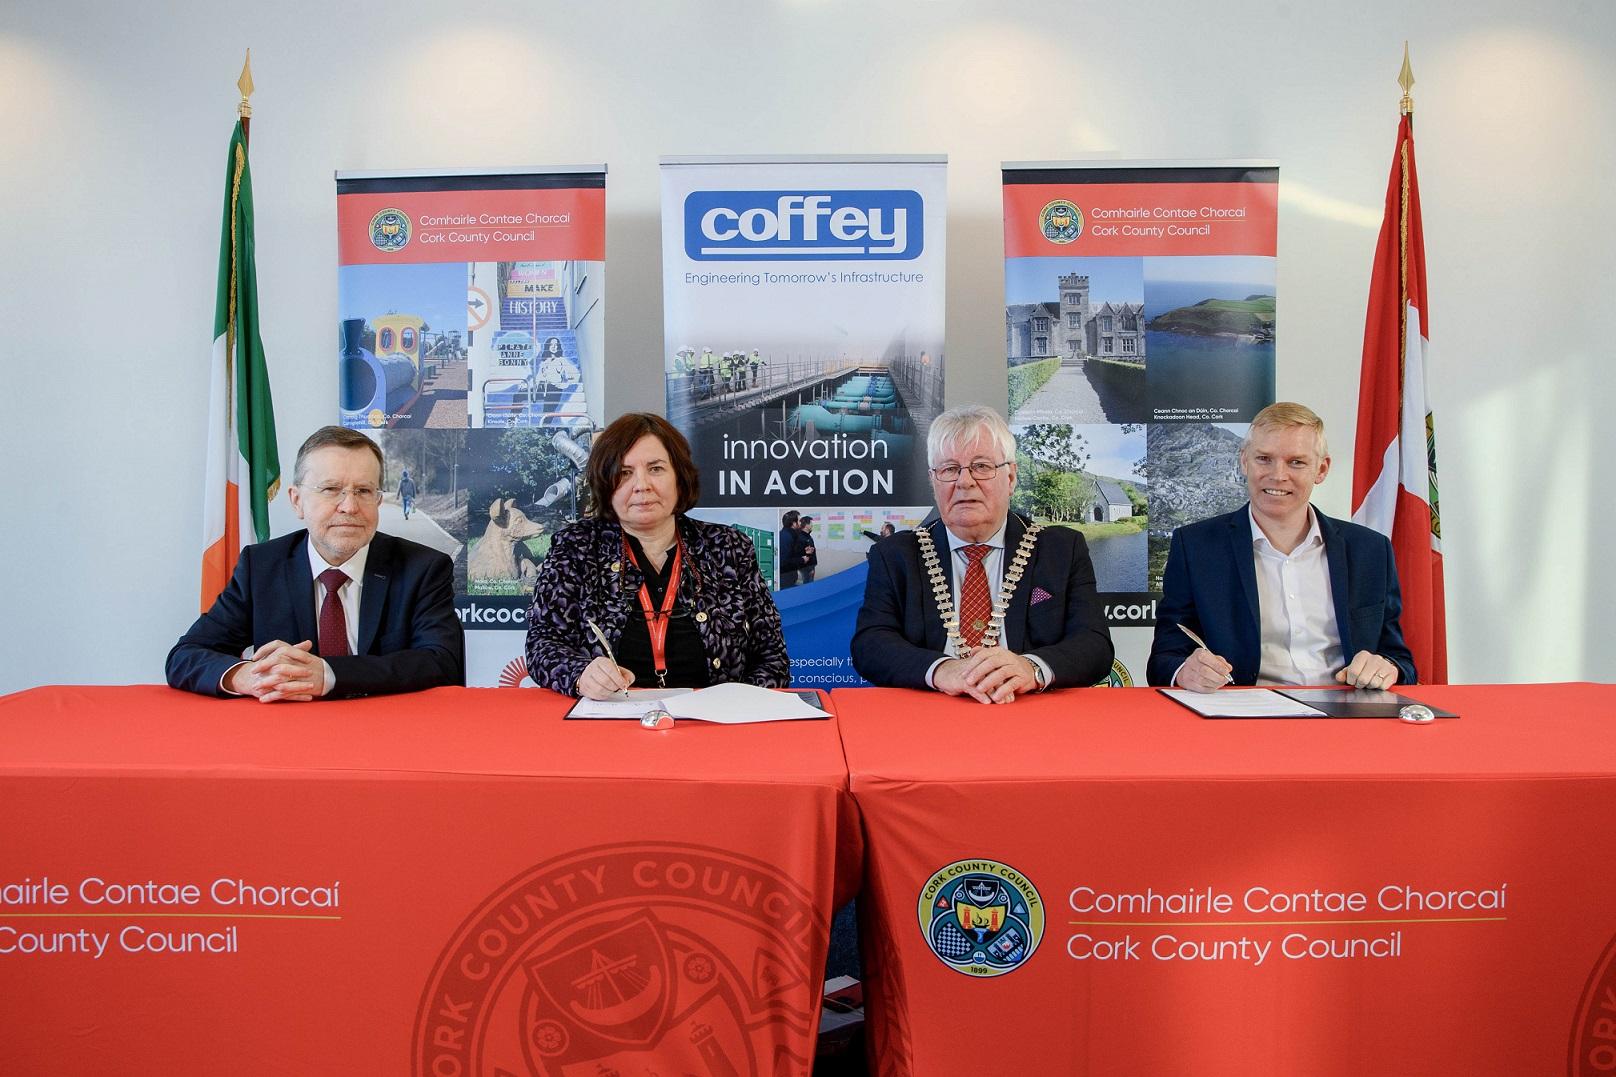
[918,859,1045,977]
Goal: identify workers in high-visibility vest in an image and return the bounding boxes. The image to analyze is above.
[697,347,717,399]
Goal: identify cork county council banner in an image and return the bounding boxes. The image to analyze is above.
[661,156,948,690]
[335,167,607,687]
[1001,161,1279,688]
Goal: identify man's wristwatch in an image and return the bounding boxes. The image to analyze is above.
[1028,657,1048,691]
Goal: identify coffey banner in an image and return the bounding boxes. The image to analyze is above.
[334,167,607,687]
[660,157,947,689]
[1002,162,1279,686]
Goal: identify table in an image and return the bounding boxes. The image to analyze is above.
[834,683,1616,1076]
[0,685,860,1075]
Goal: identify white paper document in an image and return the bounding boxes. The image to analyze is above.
[566,688,694,719]
[1160,688,1328,718]
[566,683,829,723]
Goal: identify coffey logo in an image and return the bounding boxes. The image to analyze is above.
[685,190,923,261]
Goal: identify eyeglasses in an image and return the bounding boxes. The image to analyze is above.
[929,461,1011,483]
[302,483,383,505]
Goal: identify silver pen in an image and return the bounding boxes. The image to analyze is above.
[1176,623,1234,685]
[584,619,631,699]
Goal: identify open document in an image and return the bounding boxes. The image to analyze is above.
[567,682,830,723]
[1159,688,1328,719]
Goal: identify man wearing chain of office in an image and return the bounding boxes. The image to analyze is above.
[851,405,1114,703]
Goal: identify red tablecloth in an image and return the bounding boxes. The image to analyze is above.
[0,685,861,1075]
[833,683,1616,1076]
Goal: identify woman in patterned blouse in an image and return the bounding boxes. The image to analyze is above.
[524,413,790,698]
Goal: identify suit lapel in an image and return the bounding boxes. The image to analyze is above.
[356,535,391,655]
[922,519,953,651]
[1001,514,1031,652]
[1317,510,1354,656]
[287,533,318,646]
[1229,508,1260,639]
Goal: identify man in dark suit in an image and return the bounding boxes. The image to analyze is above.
[777,510,802,589]
[1147,402,1415,692]
[167,426,464,700]
[852,405,1113,703]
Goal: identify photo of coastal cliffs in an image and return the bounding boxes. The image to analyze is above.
[1143,256,1275,423]
[1144,422,1249,590]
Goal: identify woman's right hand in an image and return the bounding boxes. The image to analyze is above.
[577,656,635,699]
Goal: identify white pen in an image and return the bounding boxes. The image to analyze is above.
[584,619,631,700]
[1177,624,1235,685]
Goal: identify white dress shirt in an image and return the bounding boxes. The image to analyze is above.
[1249,507,1342,685]
[924,523,1053,689]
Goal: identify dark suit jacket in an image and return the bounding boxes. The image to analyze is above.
[1146,504,1416,687]
[166,530,465,698]
[851,515,1114,689]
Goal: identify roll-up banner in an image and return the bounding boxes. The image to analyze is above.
[1002,162,1279,685]
[335,166,607,687]
[661,156,948,689]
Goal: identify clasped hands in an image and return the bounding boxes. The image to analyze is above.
[1174,647,1400,693]
[935,646,1040,705]
[223,640,329,702]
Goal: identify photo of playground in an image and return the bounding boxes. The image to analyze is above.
[1007,256,1148,425]
[338,263,469,430]
[462,426,594,597]
[1011,423,1148,593]
[667,338,942,507]
[468,260,604,431]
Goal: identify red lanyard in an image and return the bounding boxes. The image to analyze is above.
[624,537,683,687]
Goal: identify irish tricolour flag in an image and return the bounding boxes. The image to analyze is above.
[1351,111,1446,682]
[201,118,279,611]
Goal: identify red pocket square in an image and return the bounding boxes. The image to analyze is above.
[1031,586,1053,605]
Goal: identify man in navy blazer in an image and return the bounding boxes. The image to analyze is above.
[1147,403,1415,692]
[852,406,1113,702]
[167,427,464,700]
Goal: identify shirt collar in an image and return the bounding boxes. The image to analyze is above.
[306,535,371,584]
[943,520,1007,553]
[1248,504,1323,554]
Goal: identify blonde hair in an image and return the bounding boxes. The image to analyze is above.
[1243,401,1327,460]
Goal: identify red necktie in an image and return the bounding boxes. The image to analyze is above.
[317,568,351,657]
[959,544,992,649]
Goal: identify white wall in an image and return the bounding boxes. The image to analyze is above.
[2,0,1611,693]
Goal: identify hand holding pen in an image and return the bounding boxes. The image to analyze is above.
[1174,624,1235,693]
[578,620,634,700]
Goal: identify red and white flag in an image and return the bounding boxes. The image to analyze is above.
[1352,111,1446,682]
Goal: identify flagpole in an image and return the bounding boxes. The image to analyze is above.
[238,50,253,147]
[1397,45,1412,385]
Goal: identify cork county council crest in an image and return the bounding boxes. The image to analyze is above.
[369,208,411,252]
[1038,199,1083,243]
[1097,658,1134,688]
[918,859,1044,976]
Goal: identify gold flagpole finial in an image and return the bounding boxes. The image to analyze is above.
[1398,41,1415,116]
[237,49,254,119]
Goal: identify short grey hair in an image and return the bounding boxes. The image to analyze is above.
[293,426,385,486]
[927,404,1016,467]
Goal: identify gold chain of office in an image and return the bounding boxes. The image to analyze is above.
[915,523,1041,659]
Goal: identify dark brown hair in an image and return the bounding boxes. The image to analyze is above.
[586,413,700,521]
[294,426,385,486]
